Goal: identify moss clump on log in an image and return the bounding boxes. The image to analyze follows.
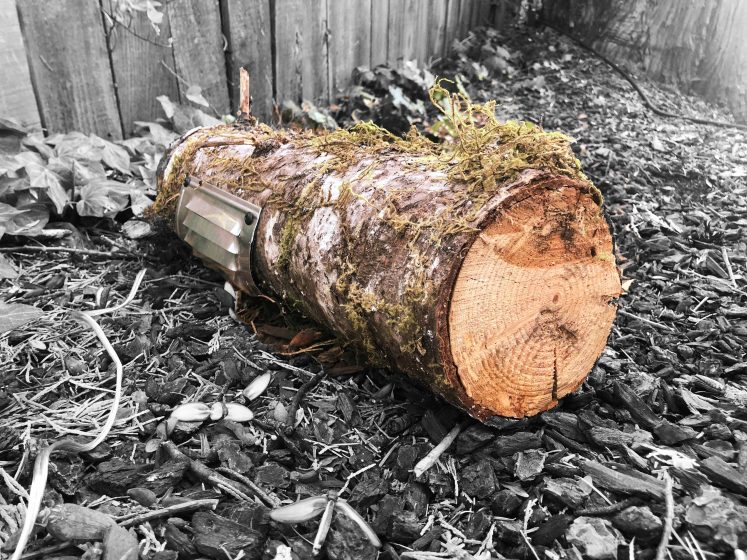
[153,83,595,239]
[153,86,620,420]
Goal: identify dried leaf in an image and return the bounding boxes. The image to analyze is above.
[0,253,19,279]
[122,219,153,239]
[185,85,210,108]
[102,524,139,560]
[170,402,211,422]
[270,496,327,523]
[0,302,43,334]
[0,202,49,239]
[99,138,131,175]
[224,403,254,422]
[243,372,272,401]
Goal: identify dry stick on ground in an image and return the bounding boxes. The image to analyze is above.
[655,472,675,560]
[19,541,73,560]
[154,108,621,420]
[0,246,137,258]
[116,498,220,527]
[412,421,466,477]
[214,467,281,507]
[575,497,640,516]
[161,441,278,507]
[284,368,327,434]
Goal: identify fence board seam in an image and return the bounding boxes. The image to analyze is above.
[98,0,126,139]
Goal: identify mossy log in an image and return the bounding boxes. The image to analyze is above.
[154,112,621,420]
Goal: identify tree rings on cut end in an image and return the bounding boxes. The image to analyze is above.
[448,185,621,418]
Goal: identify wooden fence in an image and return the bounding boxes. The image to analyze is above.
[2,0,506,139]
[542,0,747,124]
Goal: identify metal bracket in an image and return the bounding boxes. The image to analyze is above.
[175,176,263,295]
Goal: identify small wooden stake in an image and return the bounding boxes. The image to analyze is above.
[239,67,251,116]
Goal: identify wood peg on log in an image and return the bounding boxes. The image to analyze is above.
[239,67,251,117]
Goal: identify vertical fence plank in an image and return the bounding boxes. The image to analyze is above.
[273,0,329,104]
[168,0,230,114]
[427,0,449,62]
[221,0,274,122]
[387,0,429,66]
[103,2,180,136]
[328,0,371,98]
[16,0,122,138]
[443,0,462,54]
[470,0,494,27]
[370,0,389,67]
[0,0,39,128]
[456,0,474,39]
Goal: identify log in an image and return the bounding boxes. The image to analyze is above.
[153,94,621,420]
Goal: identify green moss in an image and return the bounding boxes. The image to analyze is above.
[302,80,598,245]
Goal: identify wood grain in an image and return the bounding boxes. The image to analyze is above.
[426,0,449,62]
[443,0,462,55]
[16,0,122,138]
[168,0,230,114]
[470,0,494,28]
[0,0,39,128]
[273,0,329,104]
[103,1,179,136]
[387,0,429,66]
[327,0,372,98]
[370,0,389,66]
[456,0,474,40]
[220,0,274,122]
[450,186,620,417]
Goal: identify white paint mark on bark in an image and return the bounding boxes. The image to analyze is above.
[263,212,281,263]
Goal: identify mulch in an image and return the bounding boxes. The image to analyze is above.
[2,24,747,560]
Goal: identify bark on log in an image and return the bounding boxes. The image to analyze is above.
[154,116,621,421]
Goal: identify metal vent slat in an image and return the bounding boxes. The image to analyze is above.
[186,196,243,235]
[183,212,240,254]
[184,230,239,271]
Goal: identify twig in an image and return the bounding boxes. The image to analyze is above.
[117,498,219,527]
[285,368,327,434]
[655,471,674,560]
[87,269,147,317]
[100,6,172,48]
[576,497,639,516]
[617,309,675,332]
[161,441,273,506]
[0,246,136,258]
[412,421,465,477]
[721,247,738,288]
[239,67,251,116]
[19,541,73,560]
[215,467,280,507]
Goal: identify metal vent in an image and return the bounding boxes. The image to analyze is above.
[175,177,262,295]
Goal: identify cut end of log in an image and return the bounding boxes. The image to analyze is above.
[448,185,621,418]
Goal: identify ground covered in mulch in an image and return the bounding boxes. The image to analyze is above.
[2,24,747,560]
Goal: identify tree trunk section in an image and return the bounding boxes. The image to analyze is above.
[155,122,621,420]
